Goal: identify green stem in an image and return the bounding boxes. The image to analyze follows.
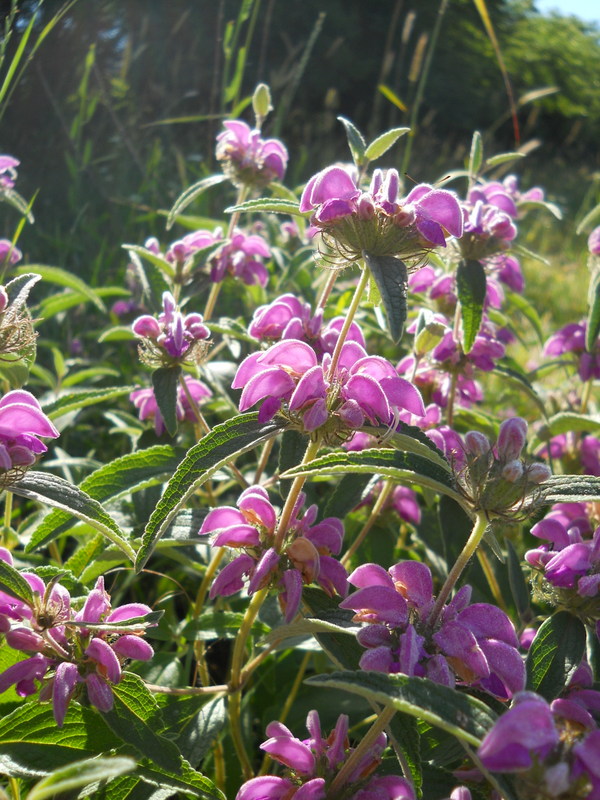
[327,705,396,796]
[429,511,487,626]
[228,586,270,780]
[316,269,338,309]
[341,479,394,567]
[327,265,369,382]
[2,490,12,546]
[273,437,322,552]
[581,377,593,415]
[203,185,249,321]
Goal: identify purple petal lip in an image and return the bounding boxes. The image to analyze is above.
[85,673,114,712]
[340,585,408,626]
[212,524,261,548]
[106,603,153,623]
[260,735,316,775]
[199,506,244,535]
[111,635,154,661]
[235,776,295,800]
[85,638,122,683]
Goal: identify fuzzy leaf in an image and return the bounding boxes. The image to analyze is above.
[363,252,408,343]
[25,757,136,800]
[306,671,496,745]
[43,387,136,421]
[281,448,464,507]
[135,413,287,570]
[538,475,600,503]
[364,127,410,161]
[456,258,486,353]
[0,559,34,606]
[122,245,175,279]
[152,367,181,437]
[337,116,367,166]
[225,197,303,216]
[576,201,600,235]
[12,472,135,562]
[17,266,105,312]
[505,539,531,621]
[469,130,483,177]
[0,702,121,777]
[483,151,525,168]
[362,421,452,471]
[27,445,183,554]
[526,611,586,700]
[166,174,226,229]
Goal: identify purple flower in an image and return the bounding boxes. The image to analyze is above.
[199,486,347,621]
[0,155,19,190]
[299,165,462,264]
[209,228,271,287]
[0,390,59,483]
[235,710,415,800]
[589,226,600,256]
[0,575,155,725]
[132,292,210,367]
[544,320,600,381]
[0,240,22,266]
[233,338,424,438]
[341,560,524,698]
[216,119,288,187]
[130,375,212,435]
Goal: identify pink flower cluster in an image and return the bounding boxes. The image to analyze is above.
[0,561,154,725]
[132,291,210,364]
[236,710,415,800]
[0,155,19,190]
[216,119,288,187]
[478,690,600,797]
[544,320,600,381]
[233,336,424,438]
[341,560,524,699]
[199,486,347,621]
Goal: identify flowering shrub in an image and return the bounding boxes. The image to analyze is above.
[0,84,599,800]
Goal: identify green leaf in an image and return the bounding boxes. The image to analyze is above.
[323,473,374,519]
[40,288,129,320]
[103,674,181,772]
[27,445,183,554]
[25,757,136,800]
[12,472,135,562]
[538,475,600,503]
[536,412,600,445]
[456,259,486,353]
[363,252,408,343]
[576,201,600,235]
[305,671,496,745]
[135,413,287,570]
[186,610,270,640]
[127,250,171,312]
[506,289,544,344]
[337,116,367,166]
[302,587,364,670]
[122,245,175,279]
[388,714,422,794]
[43,386,136,421]
[526,611,586,700]
[483,151,525,169]
[0,558,34,606]
[506,539,531,621]
[281,448,464,508]
[225,197,303,216]
[176,696,227,768]
[278,428,308,497]
[362,421,452,471]
[5,272,42,308]
[16,265,105,312]
[364,127,410,161]
[468,130,483,177]
[152,366,181,437]
[518,199,562,219]
[586,269,600,351]
[0,702,122,777]
[166,174,226,229]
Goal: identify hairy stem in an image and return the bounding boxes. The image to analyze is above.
[273,437,322,552]
[328,704,396,796]
[327,264,369,382]
[429,511,487,626]
[341,479,394,566]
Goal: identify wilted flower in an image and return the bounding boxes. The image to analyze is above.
[132,291,210,367]
[233,337,424,442]
[299,165,462,266]
[216,119,288,188]
[236,710,415,800]
[0,390,59,486]
[130,375,212,435]
[198,486,347,621]
[0,571,155,725]
[340,560,524,699]
[478,691,600,799]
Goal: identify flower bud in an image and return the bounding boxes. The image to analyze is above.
[414,320,447,357]
[464,431,492,457]
[132,316,161,338]
[526,463,552,484]
[502,459,524,483]
[497,417,528,462]
[252,83,272,128]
